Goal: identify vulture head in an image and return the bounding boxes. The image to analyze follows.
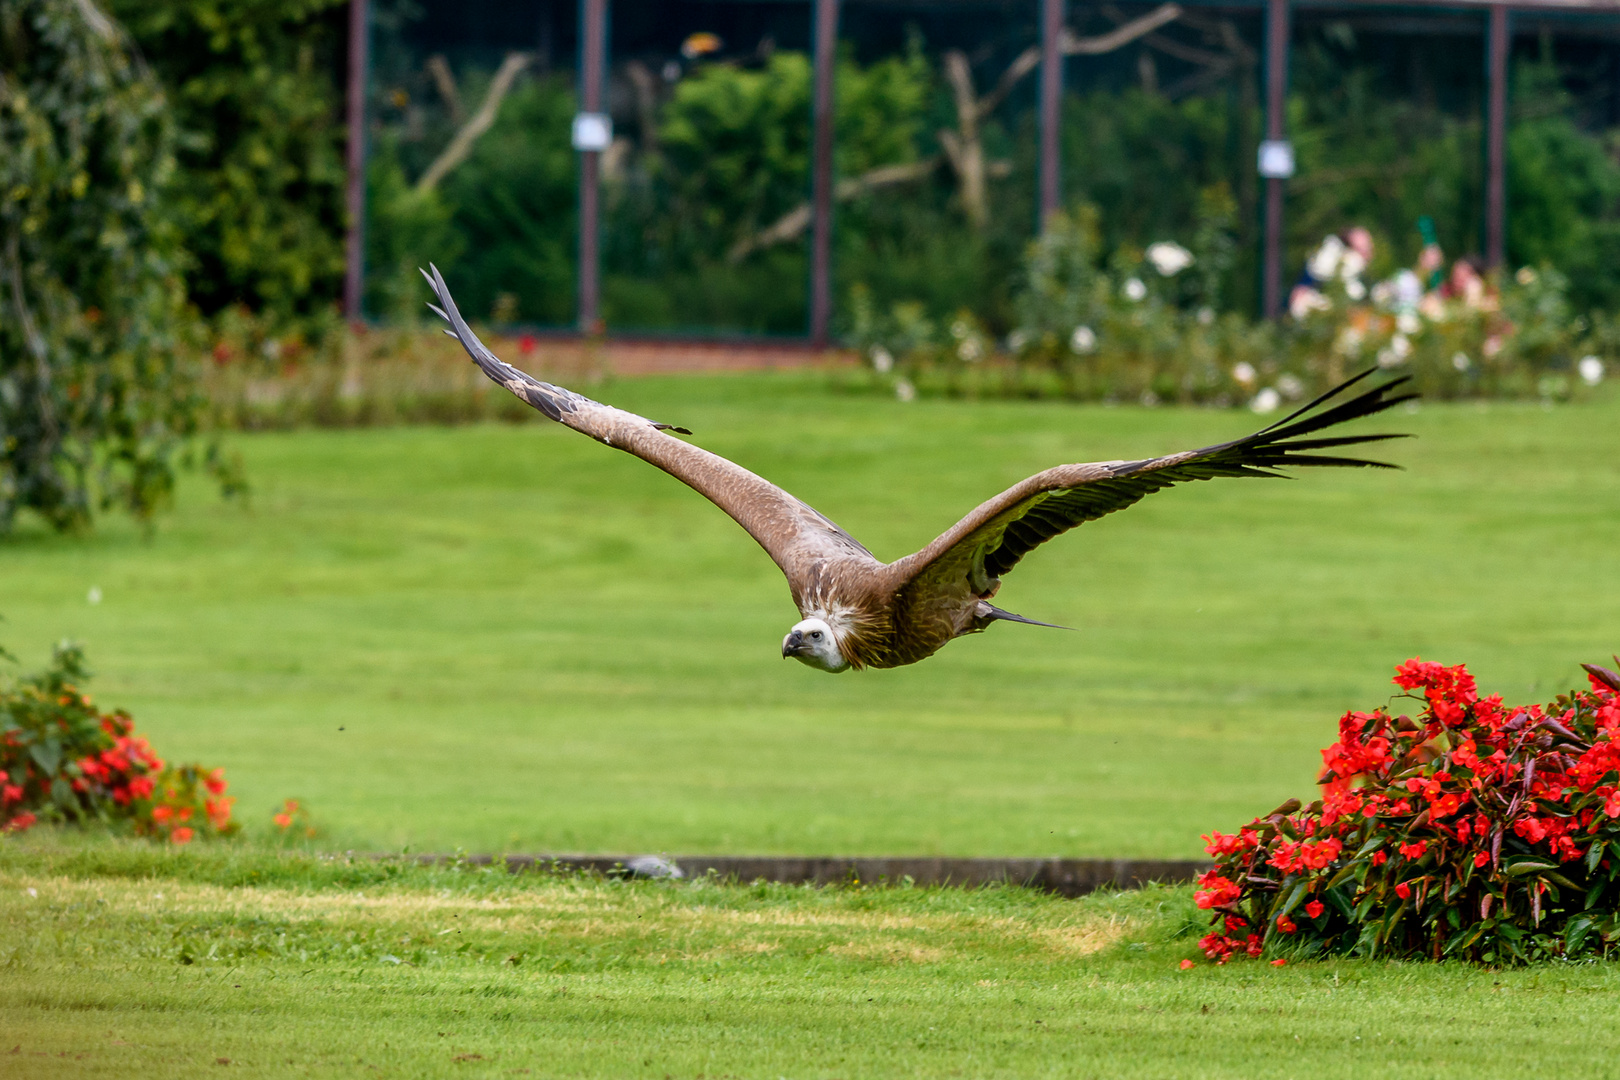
[781,617,849,673]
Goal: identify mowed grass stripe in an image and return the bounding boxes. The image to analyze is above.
[2,844,1619,1078]
[0,374,1616,855]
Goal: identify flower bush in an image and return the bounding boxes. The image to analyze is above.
[1196,657,1620,965]
[844,205,1613,408]
[0,641,236,842]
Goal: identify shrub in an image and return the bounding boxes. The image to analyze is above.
[0,0,205,532]
[844,204,1613,406]
[1195,657,1620,965]
[108,0,349,327]
[0,640,236,842]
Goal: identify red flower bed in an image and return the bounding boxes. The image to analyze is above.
[1,643,236,842]
[1197,657,1620,964]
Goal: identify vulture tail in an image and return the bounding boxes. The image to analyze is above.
[974,602,1074,631]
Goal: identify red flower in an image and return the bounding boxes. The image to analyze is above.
[171,826,194,844]
[1270,958,1287,967]
[1398,840,1427,860]
[1276,915,1297,934]
[1203,828,1260,857]
[3,811,36,833]
[1304,900,1325,919]
[204,768,227,796]
[1474,851,1491,868]
[1371,850,1388,866]
[1195,873,1242,910]
[1,784,22,804]
[152,805,173,824]
[1179,959,1196,970]
[273,812,293,828]
[1394,882,1411,900]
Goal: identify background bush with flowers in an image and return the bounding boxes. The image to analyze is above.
[0,638,236,843]
[1194,656,1620,966]
[844,201,1613,409]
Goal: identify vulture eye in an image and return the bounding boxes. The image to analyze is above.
[810,630,823,640]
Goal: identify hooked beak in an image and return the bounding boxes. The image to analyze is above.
[781,629,804,658]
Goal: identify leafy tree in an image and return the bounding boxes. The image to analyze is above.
[0,0,203,532]
[107,0,348,327]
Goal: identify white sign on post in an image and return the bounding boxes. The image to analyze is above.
[1257,139,1295,179]
[572,112,613,152]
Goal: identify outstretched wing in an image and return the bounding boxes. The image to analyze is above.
[884,369,1415,606]
[420,266,877,584]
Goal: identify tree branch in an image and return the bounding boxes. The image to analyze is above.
[414,52,532,195]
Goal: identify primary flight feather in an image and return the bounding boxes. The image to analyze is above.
[422,266,1413,673]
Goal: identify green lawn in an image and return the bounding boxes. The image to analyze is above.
[2,374,1618,856]
[4,842,1619,1079]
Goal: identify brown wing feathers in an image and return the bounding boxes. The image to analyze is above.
[421,265,691,434]
[919,369,1413,585]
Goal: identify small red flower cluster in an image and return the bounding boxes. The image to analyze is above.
[1,643,236,842]
[1197,656,1620,965]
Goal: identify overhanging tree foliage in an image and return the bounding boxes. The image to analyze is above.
[108,0,348,326]
[0,0,201,531]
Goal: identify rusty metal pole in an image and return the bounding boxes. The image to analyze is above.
[343,0,370,321]
[809,0,839,346]
[1039,0,1064,227]
[1262,0,1290,319]
[578,0,607,333]
[1485,3,1509,270]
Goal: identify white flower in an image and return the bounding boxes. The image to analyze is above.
[1579,355,1605,386]
[1276,374,1305,401]
[1069,325,1097,354]
[1231,361,1257,386]
[1452,352,1471,372]
[1396,312,1421,336]
[894,378,916,402]
[1250,387,1282,414]
[1307,236,1344,281]
[1338,250,1367,281]
[1388,270,1422,311]
[1377,334,1411,368]
[1333,326,1364,357]
[1196,306,1215,326]
[1516,266,1538,286]
[261,338,282,361]
[1146,241,1194,277]
[870,346,894,374]
[1345,278,1366,301]
[1006,330,1027,353]
[957,338,983,362]
[1122,277,1147,302]
[87,586,101,605]
[950,319,972,340]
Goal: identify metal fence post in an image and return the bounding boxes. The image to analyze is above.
[1261,0,1290,320]
[578,0,607,333]
[809,0,840,347]
[1486,3,1509,271]
[1039,0,1064,227]
[343,0,370,322]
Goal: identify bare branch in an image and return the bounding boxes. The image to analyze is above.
[1063,4,1182,55]
[726,158,943,263]
[414,51,532,195]
[425,55,464,123]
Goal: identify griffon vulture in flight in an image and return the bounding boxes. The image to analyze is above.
[422,266,1412,674]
